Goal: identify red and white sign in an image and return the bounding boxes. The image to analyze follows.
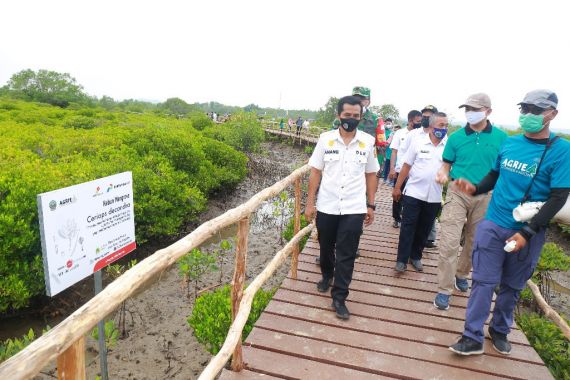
[37,172,136,296]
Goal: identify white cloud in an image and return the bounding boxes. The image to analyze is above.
[1,0,569,129]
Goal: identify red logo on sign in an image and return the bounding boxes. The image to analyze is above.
[66,260,73,268]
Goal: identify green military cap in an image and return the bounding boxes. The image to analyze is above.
[352,86,371,98]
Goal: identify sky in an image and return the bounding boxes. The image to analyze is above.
[1,0,569,130]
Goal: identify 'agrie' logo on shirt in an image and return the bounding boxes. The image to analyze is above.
[501,158,538,177]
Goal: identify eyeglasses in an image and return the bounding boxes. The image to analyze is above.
[519,103,546,115]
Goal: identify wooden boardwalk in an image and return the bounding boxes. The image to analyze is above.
[219,183,553,379]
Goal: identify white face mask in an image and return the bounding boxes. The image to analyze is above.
[465,110,486,125]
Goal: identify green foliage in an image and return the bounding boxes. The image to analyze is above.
[0,99,248,312]
[188,285,275,354]
[158,97,198,116]
[304,145,314,154]
[203,111,264,152]
[178,248,218,299]
[91,320,119,349]
[5,69,90,107]
[215,239,234,282]
[0,326,50,363]
[188,111,213,131]
[0,328,35,363]
[516,313,570,379]
[371,104,400,121]
[316,96,339,126]
[536,243,570,272]
[283,215,310,251]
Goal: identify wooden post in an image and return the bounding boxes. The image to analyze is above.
[56,337,85,380]
[231,217,250,371]
[291,179,302,279]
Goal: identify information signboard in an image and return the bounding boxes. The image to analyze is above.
[37,172,136,296]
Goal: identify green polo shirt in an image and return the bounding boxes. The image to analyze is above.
[442,122,507,184]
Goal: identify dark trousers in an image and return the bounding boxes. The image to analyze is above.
[316,211,365,302]
[396,195,440,264]
[392,173,408,222]
[382,158,391,181]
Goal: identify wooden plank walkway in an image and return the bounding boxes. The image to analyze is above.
[219,183,553,379]
[264,128,319,144]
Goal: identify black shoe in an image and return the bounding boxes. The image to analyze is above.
[392,221,401,228]
[315,256,320,265]
[331,300,350,320]
[317,277,332,293]
[449,336,484,356]
[355,249,360,258]
[489,327,511,355]
[410,259,423,272]
[394,262,406,273]
[425,240,437,248]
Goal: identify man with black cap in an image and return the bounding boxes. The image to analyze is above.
[449,90,570,355]
[433,93,507,311]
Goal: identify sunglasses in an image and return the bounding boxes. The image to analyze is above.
[519,103,546,115]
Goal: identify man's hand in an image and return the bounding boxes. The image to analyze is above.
[305,202,317,222]
[435,168,449,185]
[392,187,402,202]
[505,233,527,253]
[388,169,397,180]
[454,178,476,195]
[364,207,375,226]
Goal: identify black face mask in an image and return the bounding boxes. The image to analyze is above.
[413,122,422,129]
[421,116,430,128]
[340,118,359,132]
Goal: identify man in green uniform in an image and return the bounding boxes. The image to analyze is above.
[352,86,380,138]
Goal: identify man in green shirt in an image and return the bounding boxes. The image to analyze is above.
[433,93,508,310]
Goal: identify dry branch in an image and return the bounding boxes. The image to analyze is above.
[526,279,570,340]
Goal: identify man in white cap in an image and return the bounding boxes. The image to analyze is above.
[449,90,570,355]
[433,93,507,311]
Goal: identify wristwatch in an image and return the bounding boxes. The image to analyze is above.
[367,203,376,211]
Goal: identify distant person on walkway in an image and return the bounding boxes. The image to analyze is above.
[306,95,379,320]
[449,90,570,356]
[288,117,294,132]
[393,112,448,273]
[303,119,310,131]
[388,110,422,228]
[375,117,390,173]
[352,86,380,138]
[296,116,303,136]
[381,121,395,184]
[279,118,285,132]
[433,93,507,311]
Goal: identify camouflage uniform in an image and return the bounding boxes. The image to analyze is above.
[352,86,379,138]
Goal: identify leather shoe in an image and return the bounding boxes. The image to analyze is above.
[425,240,437,248]
[394,262,406,273]
[392,221,401,228]
[316,277,332,293]
[331,299,350,320]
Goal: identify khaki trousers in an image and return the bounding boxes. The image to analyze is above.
[437,188,491,295]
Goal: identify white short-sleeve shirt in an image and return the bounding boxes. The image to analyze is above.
[402,133,447,203]
[389,127,412,172]
[309,129,379,215]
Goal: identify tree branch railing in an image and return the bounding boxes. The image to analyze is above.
[0,164,312,380]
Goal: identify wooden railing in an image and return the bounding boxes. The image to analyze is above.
[0,164,313,380]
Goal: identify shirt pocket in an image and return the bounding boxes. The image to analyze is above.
[418,150,432,160]
[324,153,341,164]
[351,152,368,175]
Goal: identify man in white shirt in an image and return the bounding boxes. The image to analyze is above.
[399,105,440,247]
[388,110,422,228]
[392,112,448,273]
[306,96,379,320]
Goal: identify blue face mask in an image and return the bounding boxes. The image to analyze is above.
[433,127,447,139]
